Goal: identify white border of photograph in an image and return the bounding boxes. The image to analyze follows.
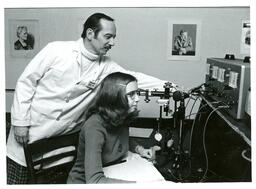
[167,19,202,61]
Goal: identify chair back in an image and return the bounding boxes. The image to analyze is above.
[23,132,79,184]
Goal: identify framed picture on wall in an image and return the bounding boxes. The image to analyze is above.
[167,20,202,61]
[240,20,250,55]
[9,19,40,58]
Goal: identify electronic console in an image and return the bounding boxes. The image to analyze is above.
[205,58,250,119]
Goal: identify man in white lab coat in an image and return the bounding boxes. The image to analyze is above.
[6,13,175,184]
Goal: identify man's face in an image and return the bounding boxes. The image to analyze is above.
[20,28,28,41]
[90,19,116,55]
[181,32,188,40]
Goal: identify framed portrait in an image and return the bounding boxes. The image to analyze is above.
[240,20,250,55]
[167,20,202,61]
[9,19,40,58]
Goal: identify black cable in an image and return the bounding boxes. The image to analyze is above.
[188,96,201,120]
[199,105,229,182]
[188,103,209,157]
[185,97,191,110]
[185,94,198,110]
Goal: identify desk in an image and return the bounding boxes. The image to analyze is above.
[191,96,251,181]
[201,96,251,146]
[103,152,165,182]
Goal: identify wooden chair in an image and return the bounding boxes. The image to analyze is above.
[23,132,79,184]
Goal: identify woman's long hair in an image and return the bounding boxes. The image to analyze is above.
[86,72,139,128]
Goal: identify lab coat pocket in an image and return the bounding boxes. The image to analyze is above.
[30,112,65,141]
[31,108,62,126]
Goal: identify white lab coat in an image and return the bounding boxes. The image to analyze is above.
[7,38,172,166]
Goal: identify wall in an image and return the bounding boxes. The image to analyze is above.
[5,7,250,118]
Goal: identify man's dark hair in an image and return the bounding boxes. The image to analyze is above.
[180,30,185,35]
[81,13,114,38]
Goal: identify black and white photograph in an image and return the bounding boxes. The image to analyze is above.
[9,19,39,58]
[1,1,254,187]
[240,20,250,54]
[167,20,202,61]
[172,24,196,56]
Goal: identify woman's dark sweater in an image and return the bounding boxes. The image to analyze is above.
[67,114,137,183]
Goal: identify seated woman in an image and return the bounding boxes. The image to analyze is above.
[67,72,160,184]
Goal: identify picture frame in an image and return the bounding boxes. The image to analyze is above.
[167,20,202,61]
[9,19,40,58]
[240,20,250,55]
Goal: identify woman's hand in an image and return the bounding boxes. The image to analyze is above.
[136,145,161,161]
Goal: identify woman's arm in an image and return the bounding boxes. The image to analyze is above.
[84,124,135,183]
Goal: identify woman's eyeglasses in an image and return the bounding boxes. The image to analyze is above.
[126,90,140,100]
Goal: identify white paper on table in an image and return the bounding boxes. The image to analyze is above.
[103,152,165,182]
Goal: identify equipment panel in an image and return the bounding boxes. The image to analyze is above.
[205,58,250,119]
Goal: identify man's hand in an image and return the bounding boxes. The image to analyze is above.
[13,125,29,144]
[179,48,187,55]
